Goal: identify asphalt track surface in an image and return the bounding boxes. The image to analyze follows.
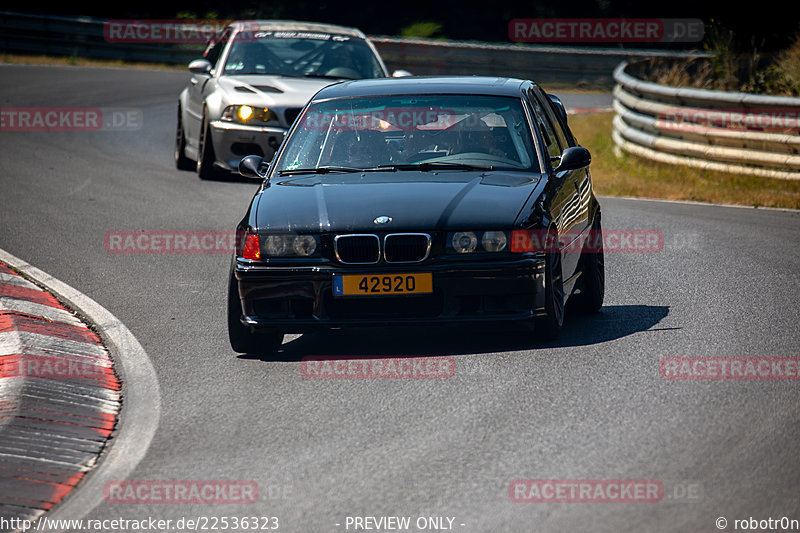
[1,64,799,532]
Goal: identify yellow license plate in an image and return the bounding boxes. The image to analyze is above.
[333,273,433,296]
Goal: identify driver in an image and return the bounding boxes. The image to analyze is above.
[454,115,507,158]
[388,129,432,163]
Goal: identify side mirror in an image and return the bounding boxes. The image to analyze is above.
[554,146,591,173]
[391,70,413,77]
[188,59,212,75]
[239,155,268,179]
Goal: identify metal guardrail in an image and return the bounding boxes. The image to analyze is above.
[613,61,800,180]
[1,11,705,85]
[368,36,705,85]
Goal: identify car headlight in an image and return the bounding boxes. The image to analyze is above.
[448,231,510,254]
[451,232,478,253]
[293,235,317,256]
[263,235,289,256]
[261,235,319,257]
[221,105,278,125]
[481,230,507,252]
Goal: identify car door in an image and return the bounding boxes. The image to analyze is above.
[535,88,593,279]
[533,87,592,237]
[185,29,230,149]
[526,88,584,286]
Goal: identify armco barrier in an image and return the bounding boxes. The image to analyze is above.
[612,60,800,180]
[1,11,703,85]
[367,37,703,85]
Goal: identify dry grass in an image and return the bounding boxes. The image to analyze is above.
[639,33,800,97]
[569,112,800,209]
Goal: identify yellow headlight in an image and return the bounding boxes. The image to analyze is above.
[238,105,254,121]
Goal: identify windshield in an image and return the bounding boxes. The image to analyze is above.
[221,30,385,79]
[274,95,540,173]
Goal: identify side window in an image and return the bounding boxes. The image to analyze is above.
[203,29,230,70]
[527,90,562,163]
[533,88,571,149]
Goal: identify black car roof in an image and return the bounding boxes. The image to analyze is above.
[312,76,534,100]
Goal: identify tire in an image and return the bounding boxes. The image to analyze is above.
[227,274,283,355]
[174,106,195,171]
[575,212,605,314]
[196,112,221,180]
[535,228,565,340]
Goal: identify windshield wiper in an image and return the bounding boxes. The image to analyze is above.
[372,162,494,172]
[302,73,357,80]
[277,166,366,176]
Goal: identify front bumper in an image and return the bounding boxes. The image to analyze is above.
[233,257,547,332]
[209,120,286,171]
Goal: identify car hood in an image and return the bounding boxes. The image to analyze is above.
[253,171,543,233]
[218,75,344,108]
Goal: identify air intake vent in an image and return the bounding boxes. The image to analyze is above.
[335,235,380,264]
[253,85,283,93]
[384,234,430,263]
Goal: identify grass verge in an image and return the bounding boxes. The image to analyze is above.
[569,112,800,210]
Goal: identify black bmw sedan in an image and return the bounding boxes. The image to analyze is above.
[228,76,604,354]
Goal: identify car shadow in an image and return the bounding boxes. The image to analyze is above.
[237,304,670,362]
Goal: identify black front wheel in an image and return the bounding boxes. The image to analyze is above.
[535,228,565,340]
[227,274,283,355]
[575,212,605,314]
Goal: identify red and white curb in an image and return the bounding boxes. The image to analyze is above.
[0,249,160,532]
[0,260,120,525]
